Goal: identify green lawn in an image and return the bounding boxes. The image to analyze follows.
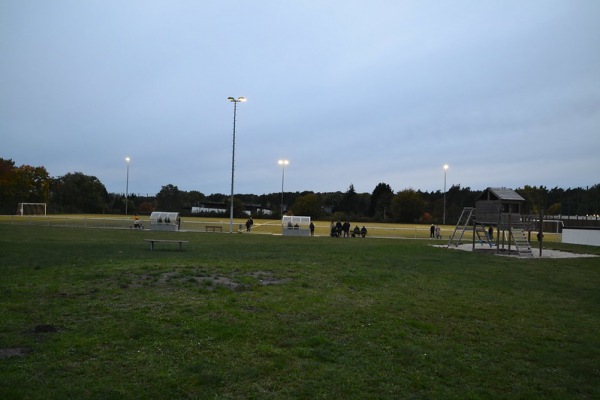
[0,224,598,399]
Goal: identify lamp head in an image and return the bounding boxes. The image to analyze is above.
[278,159,289,166]
[228,96,247,103]
[443,164,449,171]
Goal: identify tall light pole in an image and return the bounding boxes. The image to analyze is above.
[443,164,449,225]
[227,96,246,233]
[278,159,289,217]
[125,157,131,215]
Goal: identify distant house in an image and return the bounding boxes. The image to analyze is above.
[191,203,273,216]
[191,202,227,214]
[245,204,274,216]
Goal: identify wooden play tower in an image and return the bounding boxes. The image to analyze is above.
[448,187,535,257]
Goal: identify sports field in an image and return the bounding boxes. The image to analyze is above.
[0,214,564,242]
[0,220,598,399]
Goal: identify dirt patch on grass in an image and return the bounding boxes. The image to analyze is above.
[32,324,60,333]
[2,324,61,359]
[193,271,290,291]
[249,271,291,286]
[194,275,243,291]
[0,347,32,359]
[128,269,290,291]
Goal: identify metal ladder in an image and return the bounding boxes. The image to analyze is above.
[447,207,474,247]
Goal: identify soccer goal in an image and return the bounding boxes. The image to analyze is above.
[17,203,47,216]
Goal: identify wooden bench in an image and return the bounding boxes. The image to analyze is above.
[144,239,188,251]
[205,225,223,232]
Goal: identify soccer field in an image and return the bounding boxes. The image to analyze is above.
[0,213,563,242]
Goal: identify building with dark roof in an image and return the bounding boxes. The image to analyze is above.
[475,187,526,228]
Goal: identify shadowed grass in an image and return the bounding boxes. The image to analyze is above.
[0,224,598,399]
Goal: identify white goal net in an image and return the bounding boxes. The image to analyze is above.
[17,203,47,216]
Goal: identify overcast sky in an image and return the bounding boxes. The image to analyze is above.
[2,1,599,197]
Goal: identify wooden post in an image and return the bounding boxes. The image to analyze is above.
[500,222,505,253]
[539,210,544,257]
[495,225,499,252]
[507,213,512,255]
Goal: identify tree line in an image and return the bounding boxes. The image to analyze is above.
[1,158,599,223]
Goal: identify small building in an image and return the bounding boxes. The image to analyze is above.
[475,187,526,228]
[150,211,181,231]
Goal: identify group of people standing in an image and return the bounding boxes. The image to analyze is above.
[330,221,367,238]
[429,224,442,239]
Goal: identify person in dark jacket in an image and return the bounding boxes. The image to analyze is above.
[360,226,367,238]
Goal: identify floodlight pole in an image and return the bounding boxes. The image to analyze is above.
[227,97,246,233]
[125,157,131,215]
[443,164,449,224]
[278,159,289,217]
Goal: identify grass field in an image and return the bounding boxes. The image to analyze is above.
[0,222,598,399]
[0,214,563,242]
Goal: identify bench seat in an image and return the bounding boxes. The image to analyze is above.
[144,239,188,251]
